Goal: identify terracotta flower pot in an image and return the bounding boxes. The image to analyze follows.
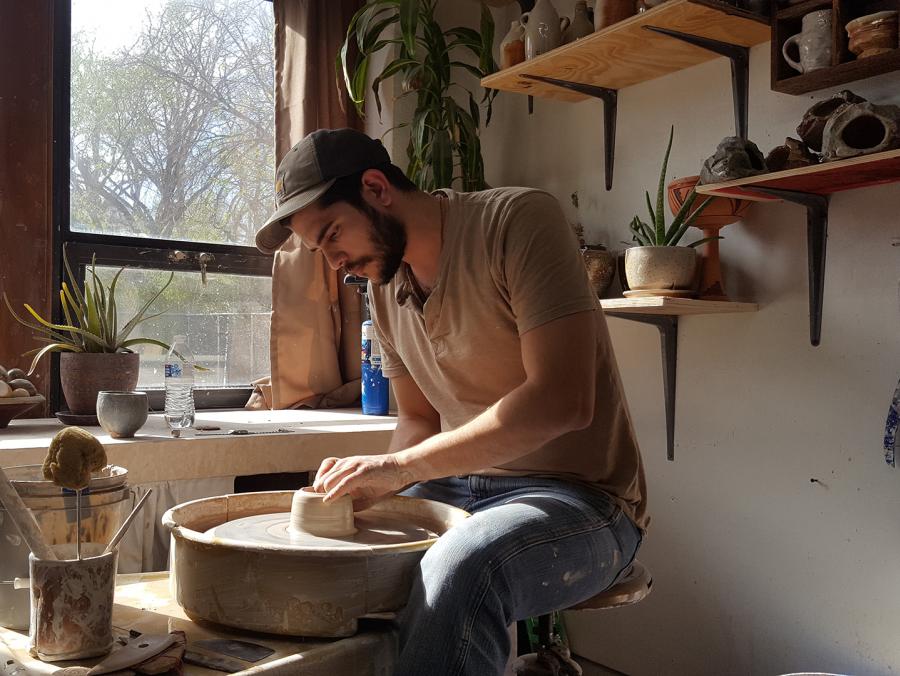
[667,175,751,300]
[666,175,750,228]
[59,352,140,415]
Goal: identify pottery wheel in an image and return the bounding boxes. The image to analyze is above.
[206,512,437,549]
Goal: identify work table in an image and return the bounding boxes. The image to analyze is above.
[0,409,397,483]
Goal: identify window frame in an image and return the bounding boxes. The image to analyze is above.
[52,0,276,413]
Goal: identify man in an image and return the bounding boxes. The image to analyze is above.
[256,128,648,676]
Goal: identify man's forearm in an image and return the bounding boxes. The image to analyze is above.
[393,380,587,482]
[389,415,440,453]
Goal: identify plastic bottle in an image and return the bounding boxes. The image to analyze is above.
[164,335,195,436]
[361,320,389,415]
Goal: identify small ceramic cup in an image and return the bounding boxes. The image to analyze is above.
[96,390,149,439]
[289,486,357,538]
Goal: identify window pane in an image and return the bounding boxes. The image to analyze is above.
[95,267,271,389]
[71,0,275,247]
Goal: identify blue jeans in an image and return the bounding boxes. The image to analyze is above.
[395,475,642,676]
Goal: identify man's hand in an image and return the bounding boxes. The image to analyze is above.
[312,454,416,511]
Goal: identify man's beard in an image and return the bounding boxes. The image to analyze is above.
[347,203,407,285]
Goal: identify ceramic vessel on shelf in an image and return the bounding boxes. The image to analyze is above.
[624,246,697,295]
[563,1,594,43]
[846,11,898,60]
[636,0,667,12]
[521,0,570,59]
[595,0,635,31]
[782,10,832,74]
[582,247,616,297]
[499,20,526,69]
[667,175,750,300]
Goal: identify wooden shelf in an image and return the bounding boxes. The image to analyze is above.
[772,47,900,95]
[600,296,757,461]
[600,297,758,315]
[695,148,900,201]
[480,0,769,101]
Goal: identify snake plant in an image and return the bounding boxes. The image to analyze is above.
[629,127,718,248]
[3,245,175,375]
[338,0,498,191]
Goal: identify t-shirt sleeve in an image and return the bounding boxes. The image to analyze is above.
[367,283,409,379]
[494,191,598,335]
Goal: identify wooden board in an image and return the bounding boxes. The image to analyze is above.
[600,297,758,315]
[695,148,900,201]
[480,0,770,101]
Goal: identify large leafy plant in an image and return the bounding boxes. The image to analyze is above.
[3,246,175,375]
[339,0,498,191]
[629,127,718,248]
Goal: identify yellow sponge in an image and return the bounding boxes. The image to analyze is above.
[43,427,108,490]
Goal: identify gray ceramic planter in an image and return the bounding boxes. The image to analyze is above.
[624,246,698,292]
[59,352,140,415]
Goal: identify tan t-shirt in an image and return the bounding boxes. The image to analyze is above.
[368,187,648,531]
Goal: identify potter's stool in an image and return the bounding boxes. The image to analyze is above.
[511,560,653,676]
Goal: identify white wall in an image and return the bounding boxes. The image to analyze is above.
[436,2,900,674]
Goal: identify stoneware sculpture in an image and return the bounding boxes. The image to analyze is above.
[699,137,767,185]
[821,101,900,161]
[846,11,899,60]
[765,137,820,172]
[797,90,866,153]
[782,10,833,74]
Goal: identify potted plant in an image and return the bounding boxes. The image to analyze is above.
[624,127,717,296]
[338,0,498,190]
[3,247,175,416]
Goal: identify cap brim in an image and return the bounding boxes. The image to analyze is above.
[255,179,336,254]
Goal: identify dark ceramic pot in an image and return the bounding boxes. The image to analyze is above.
[59,352,140,415]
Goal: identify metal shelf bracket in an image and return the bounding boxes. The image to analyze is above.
[521,74,618,191]
[606,312,679,460]
[643,26,750,139]
[751,187,829,347]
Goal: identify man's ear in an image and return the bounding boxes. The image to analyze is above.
[360,168,392,208]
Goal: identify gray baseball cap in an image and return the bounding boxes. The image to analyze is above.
[255,128,391,254]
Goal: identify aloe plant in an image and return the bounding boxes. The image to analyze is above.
[629,127,719,248]
[3,245,176,375]
[338,0,498,191]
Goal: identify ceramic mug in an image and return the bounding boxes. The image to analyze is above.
[782,10,833,73]
[96,390,149,438]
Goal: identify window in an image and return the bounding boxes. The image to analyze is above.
[55,0,276,410]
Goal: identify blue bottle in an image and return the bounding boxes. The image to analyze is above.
[361,320,389,415]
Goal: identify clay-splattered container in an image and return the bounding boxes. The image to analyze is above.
[162,491,469,637]
[29,543,117,662]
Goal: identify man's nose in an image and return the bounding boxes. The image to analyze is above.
[322,249,345,271]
